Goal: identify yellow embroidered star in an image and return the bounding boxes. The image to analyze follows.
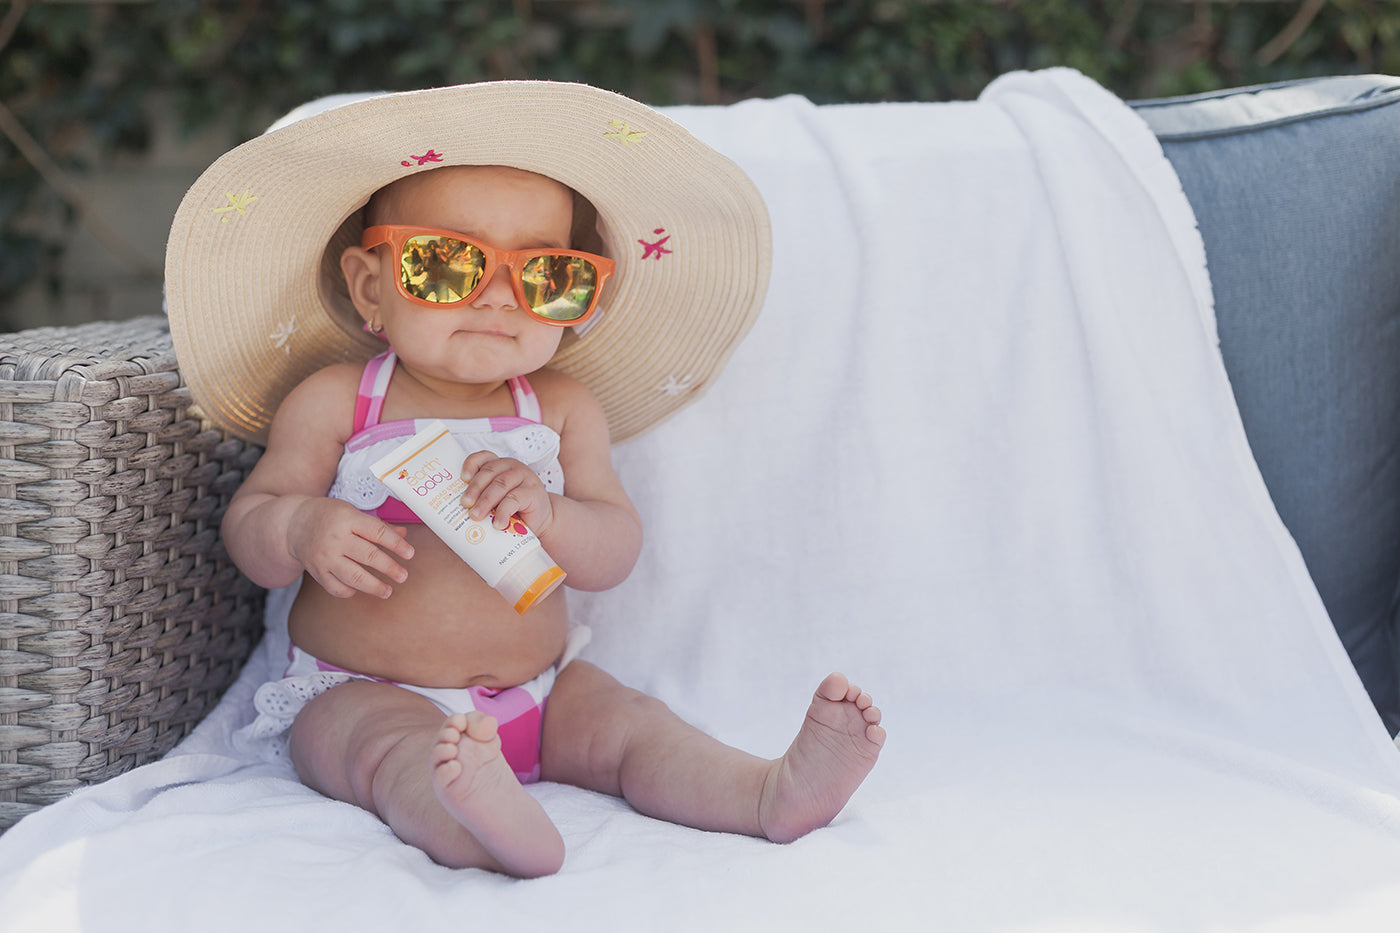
[214,189,258,222]
[604,119,647,145]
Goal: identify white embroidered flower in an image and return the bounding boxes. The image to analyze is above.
[656,375,696,397]
[270,315,297,352]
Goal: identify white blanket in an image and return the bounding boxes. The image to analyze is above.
[5,69,1400,932]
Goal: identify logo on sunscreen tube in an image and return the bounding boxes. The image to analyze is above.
[398,457,454,497]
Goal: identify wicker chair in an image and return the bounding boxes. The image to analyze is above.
[0,316,266,832]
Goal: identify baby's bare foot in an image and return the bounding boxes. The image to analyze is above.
[758,673,885,844]
[431,712,564,877]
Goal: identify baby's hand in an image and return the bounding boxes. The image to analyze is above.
[286,497,414,599]
[459,453,554,535]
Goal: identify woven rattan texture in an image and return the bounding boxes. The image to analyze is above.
[0,316,265,832]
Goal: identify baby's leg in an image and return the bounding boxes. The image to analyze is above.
[541,662,884,842]
[288,680,563,877]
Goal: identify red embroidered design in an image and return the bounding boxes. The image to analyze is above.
[401,150,445,167]
[639,228,672,260]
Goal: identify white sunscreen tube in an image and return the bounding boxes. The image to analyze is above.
[372,420,565,614]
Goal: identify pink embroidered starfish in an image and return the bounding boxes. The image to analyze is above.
[639,228,672,260]
[401,150,445,167]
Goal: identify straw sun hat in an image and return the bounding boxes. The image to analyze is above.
[165,81,771,445]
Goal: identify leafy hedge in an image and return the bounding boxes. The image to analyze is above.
[3,0,1397,321]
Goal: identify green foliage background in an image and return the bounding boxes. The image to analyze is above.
[3,0,1399,326]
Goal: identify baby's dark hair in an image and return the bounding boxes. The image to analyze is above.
[362,166,604,255]
[568,191,603,256]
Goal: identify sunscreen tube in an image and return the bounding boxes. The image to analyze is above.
[372,420,565,614]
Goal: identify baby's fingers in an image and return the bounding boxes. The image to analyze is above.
[460,458,521,519]
[324,557,395,600]
[316,567,364,599]
[364,522,415,561]
[461,449,499,475]
[313,526,412,599]
[486,487,533,531]
[350,532,410,588]
[304,551,383,599]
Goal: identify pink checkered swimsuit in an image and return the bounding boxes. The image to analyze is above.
[327,348,565,519]
[274,644,563,783]
[235,349,578,783]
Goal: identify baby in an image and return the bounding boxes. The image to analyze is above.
[170,82,884,877]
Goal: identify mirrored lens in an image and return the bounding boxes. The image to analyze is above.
[400,235,485,303]
[521,255,599,322]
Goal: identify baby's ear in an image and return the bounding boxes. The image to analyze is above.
[340,246,382,323]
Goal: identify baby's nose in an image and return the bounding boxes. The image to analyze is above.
[472,265,519,310]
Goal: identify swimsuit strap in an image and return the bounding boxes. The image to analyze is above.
[351,350,396,433]
[508,375,541,423]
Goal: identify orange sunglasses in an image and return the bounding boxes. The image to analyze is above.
[361,224,616,326]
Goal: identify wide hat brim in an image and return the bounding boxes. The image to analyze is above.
[166,81,771,445]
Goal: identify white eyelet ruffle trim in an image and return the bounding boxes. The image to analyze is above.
[232,670,357,762]
[328,421,563,512]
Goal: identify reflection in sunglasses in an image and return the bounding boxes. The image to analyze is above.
[398,236,599,322]
[400,237,486,304]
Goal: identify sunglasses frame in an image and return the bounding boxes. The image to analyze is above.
[360,224,616,327]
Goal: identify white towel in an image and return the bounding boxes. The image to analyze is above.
[4,69,1400,932]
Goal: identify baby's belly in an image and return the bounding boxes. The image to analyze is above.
[287,526,570,689]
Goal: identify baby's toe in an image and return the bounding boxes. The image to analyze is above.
[431,735,460,764]
[461,711,499,743]
[434,757,464,783]
[816,673,851,702]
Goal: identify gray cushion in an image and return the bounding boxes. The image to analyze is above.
[1132,77,1400,733]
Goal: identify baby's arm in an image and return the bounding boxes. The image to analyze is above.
[221,365,415,598]
[459,370,641,592]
